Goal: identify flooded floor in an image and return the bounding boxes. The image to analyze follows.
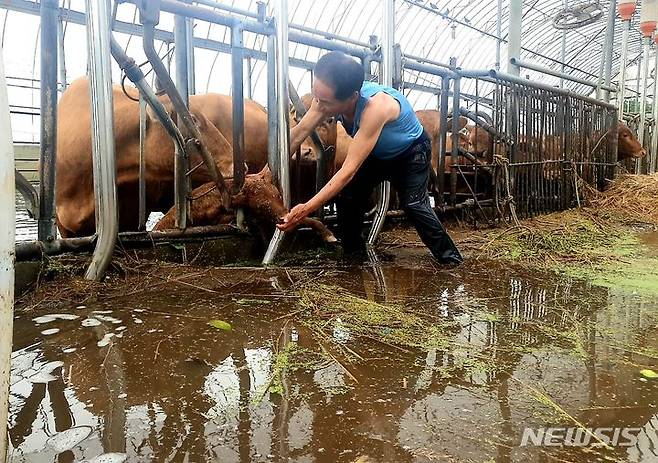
[8,248,658,462]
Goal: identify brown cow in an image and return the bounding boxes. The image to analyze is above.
[56,78,235,237]
[56,78,337,239]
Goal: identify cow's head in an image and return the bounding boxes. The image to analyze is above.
[289,94,338,164]
[617,121,646,161]
[466,126,493,160]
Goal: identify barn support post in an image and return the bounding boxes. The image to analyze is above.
[38,0,59,243]
[598,0,617,102]
[0,44,15,463]
[263,0,291,265]
[185,6,196,94]
[618,20,632,118]
[174,7,192,227]
[647,47,658,174]
[138,95,147,230]
[57,14,67,91]
[231,23,246,193]
[266,33,279,186]
[639,37,652,173]
[495,0,502,70]
[367,0,395,247]
[84,0,119,281]
[174,9,190,105]
[507,0,522,76]
[437,76,450,206]
[450,64,461,207]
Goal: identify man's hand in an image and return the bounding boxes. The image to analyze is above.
[277,203,311,232]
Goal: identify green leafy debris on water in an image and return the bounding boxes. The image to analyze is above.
[640,369,658,379]
[208,319,232,331]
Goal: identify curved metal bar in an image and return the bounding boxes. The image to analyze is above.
[142,21,231,208]
[84,0,118,281]
[367,0,395,247]
[263,0,291,266]
[15,169,39,219]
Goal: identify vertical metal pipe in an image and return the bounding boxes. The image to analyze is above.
[496,0,502,70]
[437,76,449,205]
[186,15,196,95]
[174,11,190,228]
[618,20,631,117]
[39,0,58,242]
[266,34,279,186]
[560,28,566,89]
[57,16,67,91]
[507,0,523,76]
[246,56,253,99]
[648,48,658,174]
[174,13,190,105]
[0,45,15,463]
[84,0,118,281]
[599,0,617,101]
[639,38,651,150]
[367,0,394,246]
[263,0,290,265]
[231,24,246,192]
[449,69,461,207]
[138,95,147,230]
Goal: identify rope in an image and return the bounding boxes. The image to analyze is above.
[493,154,520,227]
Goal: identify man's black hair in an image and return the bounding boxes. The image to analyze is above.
[314,51,364,100]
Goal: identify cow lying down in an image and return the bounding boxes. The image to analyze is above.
[153,166,337,244]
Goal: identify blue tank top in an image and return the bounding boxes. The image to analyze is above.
[342,81,424,160]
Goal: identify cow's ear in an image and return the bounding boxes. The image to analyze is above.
[445,116,468,131]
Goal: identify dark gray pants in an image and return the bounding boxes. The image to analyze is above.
[335,132,463,264]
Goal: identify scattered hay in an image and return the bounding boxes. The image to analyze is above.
[585,173,658,226]
[296,283,467,352]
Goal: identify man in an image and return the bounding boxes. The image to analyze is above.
[280,51,463,265]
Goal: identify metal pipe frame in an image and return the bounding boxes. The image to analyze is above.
[618,20,632,118]
[15,169,39,219]
[38,0,58,242]
[598,0,617,102]
[57,15,67,91]
[143,21,190,228]
[458,69,617,109]
[0,43,16,463]
[437,77,450,206]
[266,33,279,187]
[185,3,196,94]
[231,24,246,193]
[138,95,147,230]
[638,37,651,153]
[647,46,658,174]
[174,11,190,105]
[367,0,395,247]
[510,58,616,92]
[263,0,291,265]
[84,0,119,281]
[507,0,522,76]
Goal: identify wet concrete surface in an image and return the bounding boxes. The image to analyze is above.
[8,247,658,462]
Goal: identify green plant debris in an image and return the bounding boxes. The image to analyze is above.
[296,283,462,351]
[208,319,232,331]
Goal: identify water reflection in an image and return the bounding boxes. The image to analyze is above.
[8,259,658,462]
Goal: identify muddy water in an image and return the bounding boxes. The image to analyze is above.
[8,250,658,462]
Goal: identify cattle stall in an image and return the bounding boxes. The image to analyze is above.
[5,0,629,278]
[438,69,619,221]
